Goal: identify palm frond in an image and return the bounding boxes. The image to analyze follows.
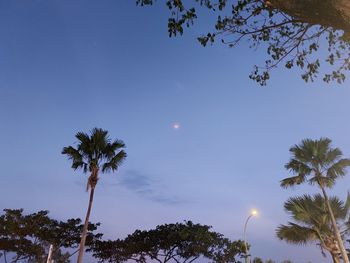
[290,138,331,165]
[76,131,93,159]
[313,138,332,164]
[343,192,350,216]
[284,195,325,225]
[276,223,317,244]
[76,131,91,145]
[103,139,126,160]
[63,128,127,177]
[309,175,335,188]
[284,159,312,175]
[289,144,310,164]
[62,146,86,170]
[90,128,109,158]
[102,150,127,173]
[328,195,348,220]
[280,175,306,188]
[62,146,81,159]
[323,148,343,166]
[326,159,350,180]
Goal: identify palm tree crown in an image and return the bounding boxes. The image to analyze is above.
[281,138,350,263]
[62,128,126,263]
[62,127,127,190]
[277,194,350,262]
[281,138,350,189]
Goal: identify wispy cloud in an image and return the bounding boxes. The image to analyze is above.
[119,171,151,191]
[117,170,185,205]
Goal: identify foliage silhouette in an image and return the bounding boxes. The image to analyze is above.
[281,138,350,263]
[137,0,350,85]
[90,221,247,263]
[62,128,126,263]
[277,194,350,263]
[0,209,102,263]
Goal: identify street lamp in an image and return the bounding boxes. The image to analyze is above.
[243,209,258,263]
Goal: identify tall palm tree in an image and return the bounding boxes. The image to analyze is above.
[62,128,127,263]
[281,138,350,263]
[277,194,350,263]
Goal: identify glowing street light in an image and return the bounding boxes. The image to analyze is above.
[243,209,258,263]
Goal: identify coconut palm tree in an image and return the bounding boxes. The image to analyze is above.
[277,194,350,263]
[281,138,350,263]
[62,128,127,263]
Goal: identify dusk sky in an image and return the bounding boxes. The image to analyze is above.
[2,1,350,262]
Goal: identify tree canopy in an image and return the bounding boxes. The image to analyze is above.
[62,127,127,263]
[281,137,350,263]
[136,0,350,85]
[0,209,102,263]
[277,194,350,263]
[90,221,247,263]
[281,137,350,189]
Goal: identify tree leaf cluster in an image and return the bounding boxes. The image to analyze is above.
[136,0,350,85]
[0,209,102,263]
[90,220,246,263]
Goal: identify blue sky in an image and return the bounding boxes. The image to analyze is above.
[1,1,350,262]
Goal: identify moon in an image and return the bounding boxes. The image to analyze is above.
[172,123,181,130]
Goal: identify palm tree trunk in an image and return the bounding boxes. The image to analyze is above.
[332,253,341,263]
[76,186,96,263]
[320,186,349,263]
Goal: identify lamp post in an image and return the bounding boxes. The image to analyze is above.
[243,209,258,263]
